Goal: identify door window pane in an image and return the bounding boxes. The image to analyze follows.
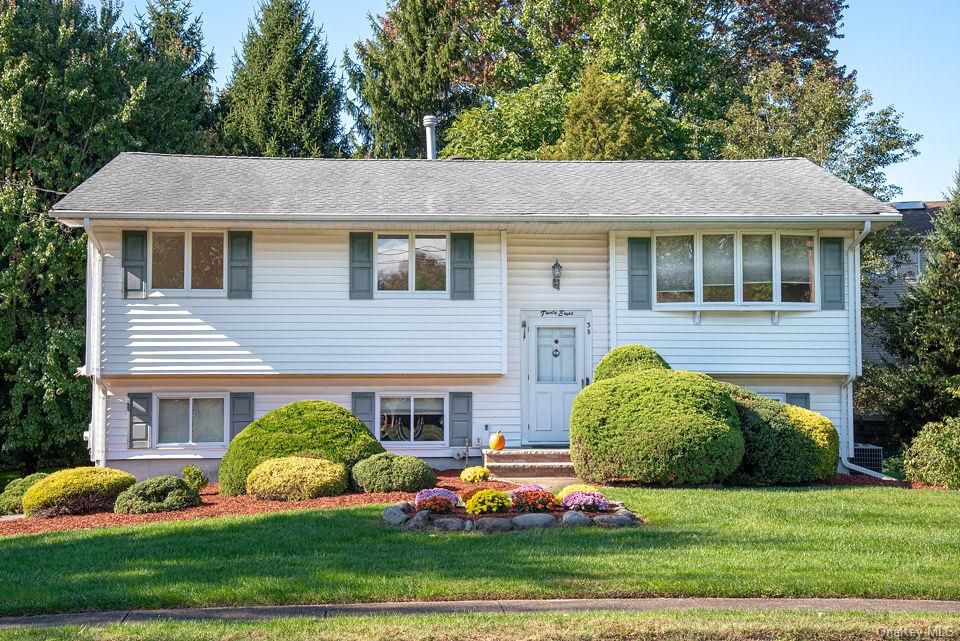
[702,234,734,302]
[157,398,189,444]
[537,327,576,383]
[191,233,224,289]
[781,235,815,302]
[413,397,444,442]
[152,232,185,289]
[656,235,695,302]
[377,236,410,291]
[742,234,773,302]
[379,396,411,441]
[415,236,446,291]
[192,398,224,443]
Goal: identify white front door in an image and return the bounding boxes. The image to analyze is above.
[522,314,590,445]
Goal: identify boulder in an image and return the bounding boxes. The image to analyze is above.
[561,510,593,527]
[405,510,432,531]
[434,517,466,532]
[614,508,636,520]
[512,513,556,530]
[382,505,410,526]
[475,517,513,533]
[592,514,635,528]
[464,520,474,532]
[396,501,415,514]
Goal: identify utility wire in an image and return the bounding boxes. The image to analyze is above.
[0,179,68,196]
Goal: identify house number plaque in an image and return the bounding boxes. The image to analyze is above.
[539,309,575,317]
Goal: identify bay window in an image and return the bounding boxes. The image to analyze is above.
[376,233,448,293]
[779,234,816,303]
[701,234,735,302]
[156,395,227,446]
[742,234,774,302]
[378,394,446,444]
[150,231,225,292]
[655,235,695,303]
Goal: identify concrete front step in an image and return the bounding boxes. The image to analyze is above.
[485,461,577,478]
[483,448,572,464]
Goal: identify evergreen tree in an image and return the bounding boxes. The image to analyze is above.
[218,0,343,157]
[346,0,476,158]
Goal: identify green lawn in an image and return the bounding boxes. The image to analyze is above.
[0,487,958,616]
[4,611,960,641]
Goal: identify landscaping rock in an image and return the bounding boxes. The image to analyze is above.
[614,508,636,520]
[475,517,513,533]
[610,501,625,509]
[463,519,474,532]
[396,501,415,514]
[561,510,593,527]
[382,505,410,526]
[405,510,432,530]
[433,517,465,532]
[511,513,555,530]
[592,514,635,528]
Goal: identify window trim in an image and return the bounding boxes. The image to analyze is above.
[374,232,451,297]
[649,230,822,311]
[154,392,229,448]
[147,229,228,297]
[375,392,449,446]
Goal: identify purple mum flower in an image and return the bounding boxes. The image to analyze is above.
[415,487,459,508]
[512,484,546,494]
[561,490,609,512]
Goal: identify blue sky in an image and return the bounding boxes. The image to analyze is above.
[121,0,958,201]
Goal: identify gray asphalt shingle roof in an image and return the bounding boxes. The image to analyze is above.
[51,152,898,221]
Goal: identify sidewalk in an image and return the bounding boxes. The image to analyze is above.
[4,597,960,629]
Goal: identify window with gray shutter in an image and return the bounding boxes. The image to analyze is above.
[228,231,253,298]
[128,392,153,448]
[122,230,147,299]
[448,392,472,448]
[229,392,254,439]
[352,392,376,434]
[820,237,845,310]
[628,237,652,309]
[785,392,811,409]
[450,233,474,300]
[349,233,374,299]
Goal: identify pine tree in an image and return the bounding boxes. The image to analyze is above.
[346,0,476,158]
[218,0,343,157]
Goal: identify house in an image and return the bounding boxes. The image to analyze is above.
[50,128,901,479]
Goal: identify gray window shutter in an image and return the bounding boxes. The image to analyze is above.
[449,392,472,448]
[820,237,844,310]
[230,392,255,439]
[351,392,376,435]
[122,230,147,299]
[450,233,474,300]
[228,231,253,299]
[128,392,152,449]
[349,232,374,299]
[628,237,652,309]
[785,392,811,409]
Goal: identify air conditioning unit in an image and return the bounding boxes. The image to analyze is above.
[851,443,883,474]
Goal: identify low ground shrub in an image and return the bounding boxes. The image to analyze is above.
[22,467,135,517]
[459,466,490,483]
[0,473,48,515]
[561,490,609,512]
[351,452,437,493]
[904,417,960,489]
[464,489,511,515]
[114,476,201,514]
[219,400,384,496]
[554,483,597,502]
[180,465,209,492]
[511,490,556,512]
[593,344,670,382]
[570,369,744,485]
[782,405,840,481]
[245,457,348,500]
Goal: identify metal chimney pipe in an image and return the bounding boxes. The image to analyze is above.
[423,115,438,160]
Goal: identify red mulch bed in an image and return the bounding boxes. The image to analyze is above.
[0,472,517,538]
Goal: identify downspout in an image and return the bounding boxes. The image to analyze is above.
[82,218,107,466]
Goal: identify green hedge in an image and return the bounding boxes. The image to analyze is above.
[0,473,48,515]
[351,452,437,493]
[593,344,670,382]
[570,369,744,485]
[904,417,960,489]
[246,456,348,500]
[114,475,201,514]
[22,467,135,517]
[219,400,385,496]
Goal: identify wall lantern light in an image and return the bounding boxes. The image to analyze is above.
[552,259,563,290]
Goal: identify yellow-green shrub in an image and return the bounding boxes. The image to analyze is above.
[245,456,348,501]
[593,344,670,382]
[904,417,960,489]
[460,466,490,483]
[783,405,840,481]
[554,483,598,502]
[464,489,511,515]
[22,467,135,517]
[0,473,48,515]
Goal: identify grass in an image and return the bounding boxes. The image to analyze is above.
[0,486,959,616]
[4,611,960,641]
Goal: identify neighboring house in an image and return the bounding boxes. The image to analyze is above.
[50,139,901,479]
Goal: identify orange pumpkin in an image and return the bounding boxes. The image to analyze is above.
[489,431,506,451]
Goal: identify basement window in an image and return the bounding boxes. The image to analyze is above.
[378,394,446,444]
[156,395,228,446]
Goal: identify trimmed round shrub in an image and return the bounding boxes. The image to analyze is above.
[554,483,598,502]
[593,345,670,382]
[180,465,209,492]
[351,452,437,493]
[722,383,838,485]
[219,400,384,496]
[22,467,135,518]
[561,490,609,512]
[512,490,556,513]
[0,473,49,515]
[569,369,744,485]
[904,417,960,489]
[459,466,490,483]
[114,476,201,514]
[464,489,511,515]
[245,456,348,500]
